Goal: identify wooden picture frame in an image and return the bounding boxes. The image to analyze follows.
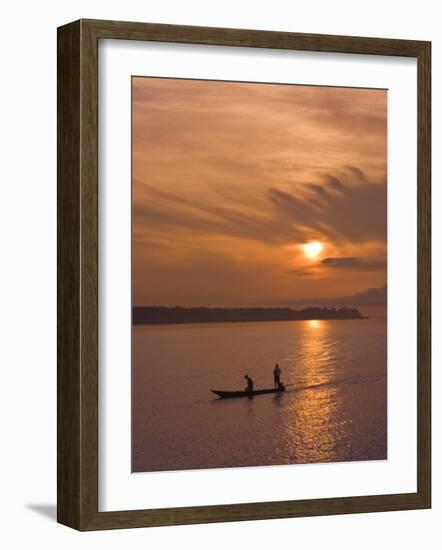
[57,18,431,530]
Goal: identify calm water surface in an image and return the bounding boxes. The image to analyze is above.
[132,317,387,472]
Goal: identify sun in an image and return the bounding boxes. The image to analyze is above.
[302,241,323,259]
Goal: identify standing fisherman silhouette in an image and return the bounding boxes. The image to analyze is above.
[273,364,282,388]
[244,374,254,394]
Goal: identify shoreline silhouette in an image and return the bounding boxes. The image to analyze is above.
[133,306,365,325]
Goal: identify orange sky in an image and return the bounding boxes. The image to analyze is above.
[132,77,387,308]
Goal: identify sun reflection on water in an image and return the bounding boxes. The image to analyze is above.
[281,318,348,464]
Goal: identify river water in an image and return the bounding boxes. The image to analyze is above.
[132,316,387,472]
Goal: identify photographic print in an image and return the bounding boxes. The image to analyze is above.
[132,77,387,473]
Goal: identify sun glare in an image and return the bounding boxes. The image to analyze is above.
[302,241,323,259]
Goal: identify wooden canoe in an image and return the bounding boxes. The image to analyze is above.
[211,386,285,399]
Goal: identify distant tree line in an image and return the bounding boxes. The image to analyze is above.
[133,306,365,325]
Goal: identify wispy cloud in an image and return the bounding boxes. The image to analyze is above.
[320,257,386,269]
[268,168,386,244]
